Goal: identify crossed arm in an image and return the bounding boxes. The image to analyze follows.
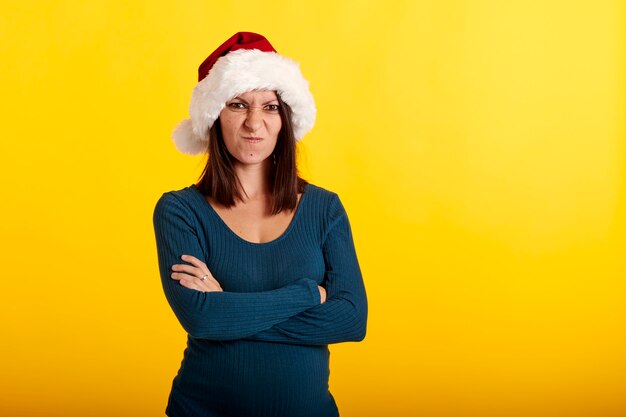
[152,192,367,345]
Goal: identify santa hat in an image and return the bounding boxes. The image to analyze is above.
[172,32,317,155]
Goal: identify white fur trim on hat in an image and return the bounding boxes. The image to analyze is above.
[172,49,316,155]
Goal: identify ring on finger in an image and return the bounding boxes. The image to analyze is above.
[201,275,208,281]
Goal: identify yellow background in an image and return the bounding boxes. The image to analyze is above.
[1,1,624,416]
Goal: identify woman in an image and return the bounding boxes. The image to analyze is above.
[153,32,368,417]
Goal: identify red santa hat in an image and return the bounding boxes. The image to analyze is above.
[172,32,317,155]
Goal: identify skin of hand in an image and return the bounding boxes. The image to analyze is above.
[172,254,327,303]
[318,285,327,304]
[171,255,223,293]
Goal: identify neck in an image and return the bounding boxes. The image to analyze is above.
[233,160,272,201]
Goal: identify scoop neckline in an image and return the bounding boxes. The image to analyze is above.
[189,183,309,247]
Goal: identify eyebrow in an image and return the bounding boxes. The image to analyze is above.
[230,97,279,105]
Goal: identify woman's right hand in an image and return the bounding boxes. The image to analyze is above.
[318,286,327,304]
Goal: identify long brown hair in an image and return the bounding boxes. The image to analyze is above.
[195,92,308,214]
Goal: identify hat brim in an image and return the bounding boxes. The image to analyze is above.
[173,49,316,155]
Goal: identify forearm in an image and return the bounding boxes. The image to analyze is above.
[246,288,368,345]
[159,273,321,340]
[247,193,369,345]
[154,192,321,340]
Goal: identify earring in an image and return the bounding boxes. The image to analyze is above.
[272,153,277,165]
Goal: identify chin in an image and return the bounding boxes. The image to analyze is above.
[235,153,271,166]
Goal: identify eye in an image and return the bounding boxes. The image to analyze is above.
[227,102,246,110]
[264,104,280,112]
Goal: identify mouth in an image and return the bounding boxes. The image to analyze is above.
[243,136,263,142]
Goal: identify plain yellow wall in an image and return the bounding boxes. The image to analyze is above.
[1,1,624,416]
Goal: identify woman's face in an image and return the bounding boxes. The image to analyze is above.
[219,89,282,168]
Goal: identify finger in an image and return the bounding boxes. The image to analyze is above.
[172,264,203,276]
[171,272,194,281]
[176,275,221,293]
[186,277,221,293]
[193,277,214,291]
[179,255,212,278]
[176,255,222,290]
[179,278,205,292]
[173,265,217,287]
[190,275,219,292]
[171,271,207,283]
[181,254,207,270]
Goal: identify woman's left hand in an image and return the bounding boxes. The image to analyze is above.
[171,254,223,293]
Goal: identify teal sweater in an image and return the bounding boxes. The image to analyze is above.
[152,182,367,417]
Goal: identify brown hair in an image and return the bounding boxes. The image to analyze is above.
[195,93,308,214]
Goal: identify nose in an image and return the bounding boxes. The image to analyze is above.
[244,108,263,132]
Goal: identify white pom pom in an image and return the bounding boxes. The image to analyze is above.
[172,119,208,155]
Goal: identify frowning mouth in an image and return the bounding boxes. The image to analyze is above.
[243,137,263,142]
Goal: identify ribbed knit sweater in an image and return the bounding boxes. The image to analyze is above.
[152,182,368,417]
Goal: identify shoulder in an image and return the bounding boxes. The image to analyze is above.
[303,182,347,226]
[155,184,203,206]
[303,182,340,206]
[153,184,204,223]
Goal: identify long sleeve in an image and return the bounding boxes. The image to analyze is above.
[246,194,368,345]
[153,192,321,341]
